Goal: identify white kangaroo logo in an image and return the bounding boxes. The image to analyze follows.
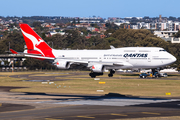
[21,29,45,56]
[36,39,44,46]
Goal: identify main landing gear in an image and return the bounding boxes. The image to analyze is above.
[89,69,115,78]
[89,72,103,78]
[108,69,115,77]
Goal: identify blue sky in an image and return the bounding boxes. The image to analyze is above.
[1,0,180,18]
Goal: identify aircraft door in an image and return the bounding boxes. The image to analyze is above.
[126,57,129,62]
[147,54,151,62]
[99,55,103,62]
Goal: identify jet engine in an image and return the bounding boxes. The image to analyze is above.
[55,60,70,69]
[91,64,105,73]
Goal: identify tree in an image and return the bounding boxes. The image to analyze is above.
[90,23,99,29]
[119,23,127,29]
[41,33,46,39]
[104,29,116,37]
[177,64,180,71]
[32,22,41,28]
[88,36,109,49]
[0,32,25,54]
[105,22,119,30]
[143,16,150,19]
[23,58,55,70]
[44,34,65,49]
[78,18,80,24]
[174,30,180,38]
[105,37,119,48]
[72,18,76,25]
[169,16,176,21]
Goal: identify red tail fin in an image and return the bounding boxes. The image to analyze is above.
[20,23,55,58]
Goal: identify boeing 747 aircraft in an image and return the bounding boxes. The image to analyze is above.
[11,23,177,78]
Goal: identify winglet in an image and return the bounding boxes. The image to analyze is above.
[10,49,18,54]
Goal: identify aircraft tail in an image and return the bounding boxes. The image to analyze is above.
[19,23,55,58]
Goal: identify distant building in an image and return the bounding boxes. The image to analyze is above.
[87,27,95,31]
[154,31,178,38]
[108,17,130,26]
[161,37,180,43]
[47,31,65,37]
[71,17,104,24]
[154,31,180,43]
[171,38,180,43]
[76,23,90,28]
[137,22,150,29]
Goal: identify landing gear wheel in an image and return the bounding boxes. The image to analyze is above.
[89,73,96,78]
[108,74,113,77]
[91,75,96,78]
[108,69,115,77]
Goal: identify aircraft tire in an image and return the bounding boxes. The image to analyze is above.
[89,73,96,78]
[108,74,113,77]
[91,75,96,78]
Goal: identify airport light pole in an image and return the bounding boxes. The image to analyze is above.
[9,42,10,52]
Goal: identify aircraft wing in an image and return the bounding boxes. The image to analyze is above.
[55,58,132,70]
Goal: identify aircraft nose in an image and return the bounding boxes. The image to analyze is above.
[171,55,177,63]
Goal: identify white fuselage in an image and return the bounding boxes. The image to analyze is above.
[52,47,176,69]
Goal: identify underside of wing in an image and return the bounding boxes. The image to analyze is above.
[55,59,133,70]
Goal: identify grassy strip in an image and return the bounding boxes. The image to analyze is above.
[0,71,180,97]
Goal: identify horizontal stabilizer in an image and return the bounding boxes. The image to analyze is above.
[10,49,18,54]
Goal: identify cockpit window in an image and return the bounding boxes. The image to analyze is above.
[159,49,166,52]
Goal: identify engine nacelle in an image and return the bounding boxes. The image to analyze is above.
[55,61,70,69]
[91,64,104,73]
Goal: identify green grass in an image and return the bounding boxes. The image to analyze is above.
[0,71,180,97]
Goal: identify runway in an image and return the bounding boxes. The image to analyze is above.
[1,104,180,120]
[0,87,180,120]
[0,73,180,119]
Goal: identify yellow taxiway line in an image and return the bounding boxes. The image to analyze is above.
[77,116,95,119]
[142,112,161,115]
[111,113,127,116]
